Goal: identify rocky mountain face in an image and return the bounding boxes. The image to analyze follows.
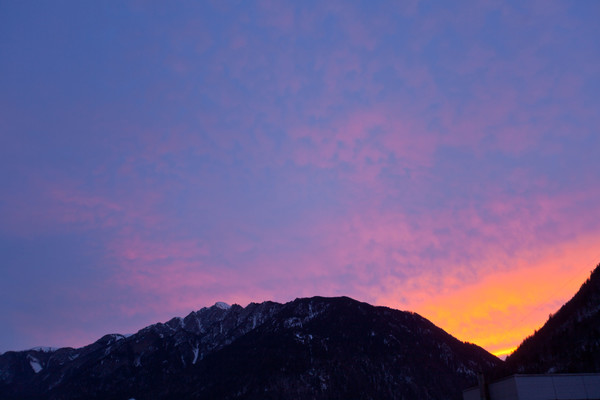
[506,263,600,374]
[0,296,501,400]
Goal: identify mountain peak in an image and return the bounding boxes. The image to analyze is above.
[213,301,231,310]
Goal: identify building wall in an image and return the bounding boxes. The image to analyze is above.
[463,374,600,400]
[488,376,519,400]
[514,374,600,400]
[463,376,520,400]
[514,375,563,399]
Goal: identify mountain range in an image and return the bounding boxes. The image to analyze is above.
[1,262,599,399]
[0,296,500,399]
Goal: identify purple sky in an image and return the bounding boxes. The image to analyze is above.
[1,1,599,356]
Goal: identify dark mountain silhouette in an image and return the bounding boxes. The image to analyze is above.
[0,296,501,400]
[506,262,600,374]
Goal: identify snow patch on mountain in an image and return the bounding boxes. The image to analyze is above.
[27,355,43,373]
[192,345,200,364]
[214,302,231,310]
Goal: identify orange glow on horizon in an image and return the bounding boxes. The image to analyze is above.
[492,346,517,359]
[377,236,599,357]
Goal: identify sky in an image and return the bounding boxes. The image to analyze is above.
[1,1,599,357]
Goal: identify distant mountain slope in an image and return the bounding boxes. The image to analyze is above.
[507,263,600,373]
[0,296,501,400]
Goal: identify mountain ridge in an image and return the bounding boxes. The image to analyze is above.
[0,295,501,400]
[506,262,600,374]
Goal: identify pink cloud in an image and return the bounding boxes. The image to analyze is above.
[285,102,440,188]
